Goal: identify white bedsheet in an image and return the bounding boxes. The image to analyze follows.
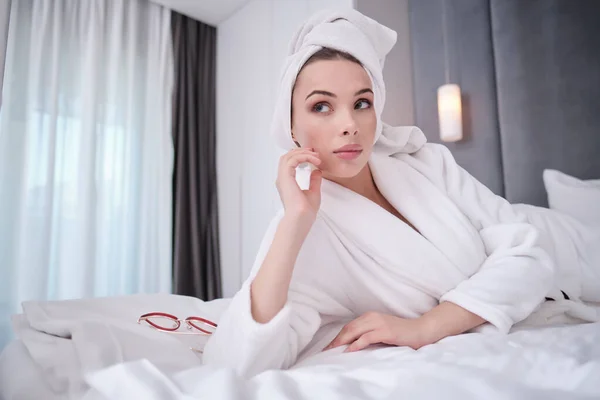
[0,340,60,400]
[84,320,600,400]
[5,294,230,399]
[4,293,600,400]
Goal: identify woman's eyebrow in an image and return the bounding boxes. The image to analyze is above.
[305,90,335,100]
[305,88,373,100]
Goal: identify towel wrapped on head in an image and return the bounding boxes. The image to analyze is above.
[270,9,427,156]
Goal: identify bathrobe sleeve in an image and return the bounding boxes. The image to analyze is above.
[421,144,554,333]
[202,210,324,377]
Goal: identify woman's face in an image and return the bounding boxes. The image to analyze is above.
[291,58,377,179]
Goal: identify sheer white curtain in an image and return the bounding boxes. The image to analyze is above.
[0,0,174,348]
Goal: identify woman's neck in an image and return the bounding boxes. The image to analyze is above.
[325,163,380,202]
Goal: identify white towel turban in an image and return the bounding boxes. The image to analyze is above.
[270,9,427,157]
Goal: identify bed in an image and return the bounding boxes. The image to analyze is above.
[1,291,600,400]
[0,178,599,400]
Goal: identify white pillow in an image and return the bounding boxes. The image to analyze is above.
[543,169,600,226]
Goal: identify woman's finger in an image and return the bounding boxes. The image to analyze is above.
[284,155,321,174]
[281,148,318,161]
[307,169,323,194]
[324,317,374,350]
[345,331,383,353]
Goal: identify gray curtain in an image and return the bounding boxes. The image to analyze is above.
[171,12,221,300]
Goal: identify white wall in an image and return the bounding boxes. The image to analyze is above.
[217,0,355,297]
[356,0,414,126]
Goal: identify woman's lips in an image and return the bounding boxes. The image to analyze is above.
[334,150,363,160]
[333,144,363,160]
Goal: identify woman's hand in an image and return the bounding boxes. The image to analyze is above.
[276,148,323,221]
[249,148,323,324]
[323,312,434,353]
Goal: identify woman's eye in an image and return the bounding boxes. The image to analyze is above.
[313,103,331,113]
[355,99,371,110]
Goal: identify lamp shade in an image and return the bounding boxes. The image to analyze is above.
[437,83,463,142]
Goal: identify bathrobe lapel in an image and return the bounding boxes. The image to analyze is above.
[369,151,487,275]
[319,151,487,298]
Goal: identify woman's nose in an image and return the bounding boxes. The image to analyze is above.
[339,110,358,136]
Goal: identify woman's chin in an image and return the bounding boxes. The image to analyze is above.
[322,161,367,181]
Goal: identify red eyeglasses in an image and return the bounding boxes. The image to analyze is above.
[137,312,217,335]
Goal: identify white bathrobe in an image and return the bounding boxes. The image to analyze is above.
[202,127,600,378]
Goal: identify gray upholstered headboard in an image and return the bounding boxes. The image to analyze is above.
[409,0,600,206]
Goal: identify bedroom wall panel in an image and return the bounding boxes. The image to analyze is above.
[490,0,600,206]
[409,0,505,196]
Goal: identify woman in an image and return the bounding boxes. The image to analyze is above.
[203,9,600,377]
